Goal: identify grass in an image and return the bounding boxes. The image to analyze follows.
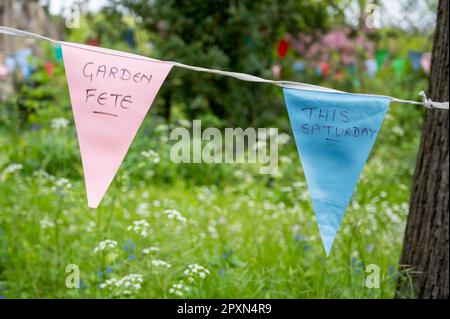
[0,99,422,298]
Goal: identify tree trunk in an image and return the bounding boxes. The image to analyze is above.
[396,0,449,299]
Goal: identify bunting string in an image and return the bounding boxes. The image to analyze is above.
[1,26,448,110]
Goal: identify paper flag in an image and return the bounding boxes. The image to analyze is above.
[44,61,54,77]
[365,59,377,78]
[375,49,388,69]
[283,88,389,255]
[123,28,137,49]
[408,51,423,71]
[293,61,305,74]
[0,64,8,80]
[277,39,289,59]
[61,42,172,208]
[53,44,63,63]
[420,52,431,75]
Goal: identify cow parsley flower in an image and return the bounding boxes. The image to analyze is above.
[52,178,72,190]
[208,225,219,239]
[86,221,96,232]
[2,163,23,175]
[183,264,210,282]
[127,220,150,237]
[136,202,150,217]
[168,280,191,297]
[142,246,160,254]
[164,209,186,223]
[40,216,55,229]
[94,240,118,253]
[141,150,160,164]
[99,274,143,296]
[51,117,69,129]
[277,133,291,145]
[153,200,161,207]
[151,259,172,268]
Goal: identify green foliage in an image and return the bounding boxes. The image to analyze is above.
[115,0,342,127]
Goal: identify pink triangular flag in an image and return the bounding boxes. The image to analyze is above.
[61,42,172,208]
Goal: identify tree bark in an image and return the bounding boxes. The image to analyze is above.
[396,0,449,299]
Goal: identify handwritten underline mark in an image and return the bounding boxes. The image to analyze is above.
[325,138,340,143]
[92,111,118,117]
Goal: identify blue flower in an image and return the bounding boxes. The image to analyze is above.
[388,265,397,279]
[105,266,113,273]
[128,254,136,261]
[123,239,136,252]
[294,234,307,242]
[31,123,41,131]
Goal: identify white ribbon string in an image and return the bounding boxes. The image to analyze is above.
[0,26,57,44]
[1,26,449,110]
[418,91,449,110]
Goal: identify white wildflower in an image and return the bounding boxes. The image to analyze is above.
[100,274,143,295]
[94,239,118,253]
[291,224,301,233]
[86,221,96,232]
[164,209,186,223]
[141,150,160,164]
[151,259,172,268]
[183,264,210,282]
[127,220,150,237]
[142,246,160,254]
[293,181,305,188]
[168,280,190,296]
[277,133,291,145]
[153,200,161,207]
[40,216,55,229]
[52,177,72,190]
[33,169,55,181]
[392,126,404,136]
[2,163,22,175]
[51,117,69,129]
[208,225,219,239]
[136,202,150,217]
[280,156,293,164]
[280,186,293,193]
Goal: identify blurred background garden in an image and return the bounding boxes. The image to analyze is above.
[0,0,438,298]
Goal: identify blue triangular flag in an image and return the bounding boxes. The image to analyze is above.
[408,51,423,72]
[283,88,390,255]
